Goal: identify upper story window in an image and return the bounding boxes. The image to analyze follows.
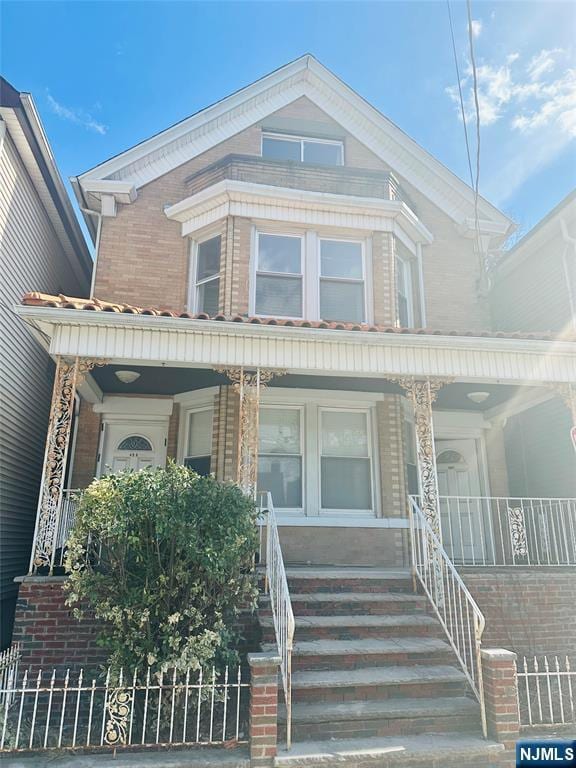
[262,132,344,166]
[396,249,414,327]
[320,239,365,324]
[190,235,221,315]
[252,229,369,323]
[255,233,303,318]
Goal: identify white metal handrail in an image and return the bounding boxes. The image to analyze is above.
[408,495,486,737]
[435,496,576,567]
[259,491,295,750]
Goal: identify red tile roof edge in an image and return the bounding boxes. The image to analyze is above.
[20,292,572,343]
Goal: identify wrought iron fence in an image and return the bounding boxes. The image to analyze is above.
[0,664,249,752]
[0,644,21,709]
[408,496,486,736]
[517,655,576,729]
[259,491,295,750]
[432,496,576,567]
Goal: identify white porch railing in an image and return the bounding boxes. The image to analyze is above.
[0,645,21,710]
[259,491,295,750]
[518,655,576,729]
[408,496,486,737]
[435,496,576,566]
[0,664,248,751]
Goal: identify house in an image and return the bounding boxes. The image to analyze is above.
[0,77,91,648]
[490,191,576,501]
[11,56,576,760]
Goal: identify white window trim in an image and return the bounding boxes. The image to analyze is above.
[176,388,218,464]
[187,232,222,314]
[181,405,214,467]
[258,388,381,519]
[261,132,344,165]
[396,250,415,328]
[251,228,373,324]
[317,236,370,324]
[252,231,305,320]
[317,405,375,516]
[259,404,305,515]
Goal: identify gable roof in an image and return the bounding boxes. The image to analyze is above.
[1,77,92,286]
[72,55,513,240]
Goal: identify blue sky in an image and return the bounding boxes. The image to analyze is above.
[2,1,575,249]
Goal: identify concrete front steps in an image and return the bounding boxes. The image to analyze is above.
[258,567,499,765]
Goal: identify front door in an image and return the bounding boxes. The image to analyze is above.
[99,422,168,476]
[436,439,487,562]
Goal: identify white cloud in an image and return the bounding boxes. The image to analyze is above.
[46,92,107,135]
[446,46,576,204]
[470,19,483,39]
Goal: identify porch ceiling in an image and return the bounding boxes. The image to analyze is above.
[91,364,524,411]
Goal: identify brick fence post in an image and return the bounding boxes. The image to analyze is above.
[248,652,281,768]
[481,648,520,749]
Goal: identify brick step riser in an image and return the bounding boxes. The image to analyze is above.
[261,625,441,643]
[260,601,428,616]
[287,580,413,594]
[292,651,454,672]
[292,680,468,703]
[279,713,480,742]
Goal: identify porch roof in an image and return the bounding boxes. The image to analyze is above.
[19,292,575,343]
[16,292,576,387]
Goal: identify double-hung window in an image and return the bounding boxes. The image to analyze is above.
[319,239,365,323]
[262,133,343,166]
[192,235,221,315]
[320,409,372,512]
[396,250,414,327]
[255,233,303,318]
[184,407,213,476]
[258,407,303,510]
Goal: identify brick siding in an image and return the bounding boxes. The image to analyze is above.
[70,399,101,489]
[462,568,576,656]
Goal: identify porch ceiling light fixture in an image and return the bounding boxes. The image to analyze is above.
[467,391,491,404]
[115,370,141,384]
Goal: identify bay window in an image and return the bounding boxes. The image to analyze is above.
[190,235,221,315]
[396,247,414,327]
[319,239,365,323]
[255,233,303,318]
[252,230,368,323]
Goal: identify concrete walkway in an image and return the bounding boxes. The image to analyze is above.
[1,746,249,768]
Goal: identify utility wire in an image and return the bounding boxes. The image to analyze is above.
[446,0,475,190]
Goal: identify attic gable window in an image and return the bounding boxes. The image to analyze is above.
[262,133,343,166]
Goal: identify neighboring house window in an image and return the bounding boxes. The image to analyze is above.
[258,407,303,509]
[184,407,213,476]
[262,133,343,166]
[191,235,221,315]
[255,233,303,318]
[319,239,365,323]
[396,250,414,327]
[252,230,368,323]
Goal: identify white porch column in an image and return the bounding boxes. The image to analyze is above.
[29,356,105,573]
[217,367,284,498]
[392,377,450,535]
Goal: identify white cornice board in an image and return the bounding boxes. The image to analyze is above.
[74,55,513,235]
[15,306,576,386]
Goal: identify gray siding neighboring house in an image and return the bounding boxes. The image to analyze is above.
[491,191,576,501]
[0,77,92,647]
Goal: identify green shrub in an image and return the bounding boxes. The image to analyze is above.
[65,462,258,675]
